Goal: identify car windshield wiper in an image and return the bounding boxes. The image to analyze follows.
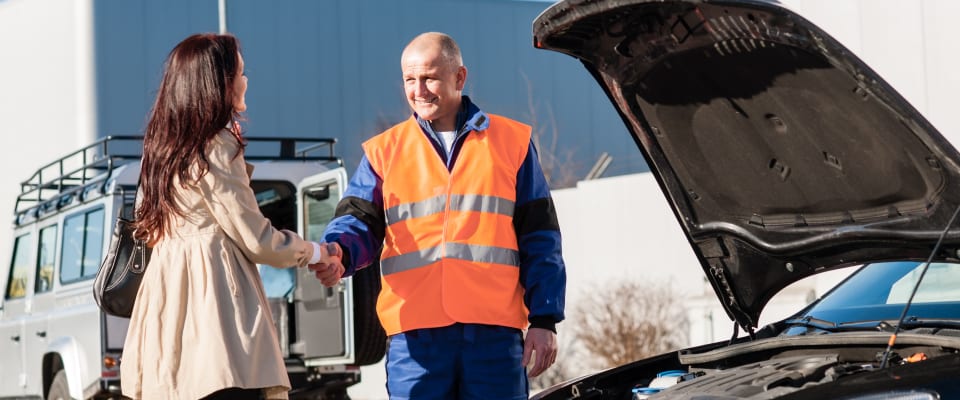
[896,316,960,330]
[783,315,881,333]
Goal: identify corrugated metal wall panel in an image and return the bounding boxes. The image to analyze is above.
[91,0,642,186]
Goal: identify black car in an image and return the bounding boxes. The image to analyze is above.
[532,0,960,398]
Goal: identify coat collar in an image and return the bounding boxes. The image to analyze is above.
[414,96,490,137]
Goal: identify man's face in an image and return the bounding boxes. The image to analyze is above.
[401,45,465,132]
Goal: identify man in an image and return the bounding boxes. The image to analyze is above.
[310,32,566,400]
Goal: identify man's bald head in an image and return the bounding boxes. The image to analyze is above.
[402,32,463,70]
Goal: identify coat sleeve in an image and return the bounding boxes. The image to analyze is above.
[198,134,316,268]
[322,155,385,277]
[515,139,567,331]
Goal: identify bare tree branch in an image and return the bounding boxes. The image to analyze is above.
[570,279,690,371]
[521,71,581,189]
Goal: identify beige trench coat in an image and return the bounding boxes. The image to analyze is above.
[121,131,316,400]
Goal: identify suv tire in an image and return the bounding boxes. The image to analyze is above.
[47,370,69,400]
[351,258,386,366]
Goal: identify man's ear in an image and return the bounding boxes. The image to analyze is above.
[456,66,467,91]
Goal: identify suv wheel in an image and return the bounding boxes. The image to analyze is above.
[47,370,69,400]
[351,258,386,366]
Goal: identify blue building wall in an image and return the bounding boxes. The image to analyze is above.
[93,0,646,187]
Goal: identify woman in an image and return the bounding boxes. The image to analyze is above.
[121,33,327,400]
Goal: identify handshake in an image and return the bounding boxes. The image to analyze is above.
[308,242,345,288]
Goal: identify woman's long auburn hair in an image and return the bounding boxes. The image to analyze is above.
[135,33,245,242]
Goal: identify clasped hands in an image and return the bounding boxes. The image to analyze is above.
[308,242,345,287]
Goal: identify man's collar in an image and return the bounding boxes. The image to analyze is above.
[414,96,489,135]
[461,96,490,132]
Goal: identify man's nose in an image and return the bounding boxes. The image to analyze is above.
[414,80,429,96]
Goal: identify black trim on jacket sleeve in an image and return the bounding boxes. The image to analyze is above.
[529,316,557,333]
[513,197,560,236]
[335,196,386,241]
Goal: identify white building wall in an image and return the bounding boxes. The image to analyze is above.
[780,0,960,144]
[0,0,97,262]
[553,173,852,349]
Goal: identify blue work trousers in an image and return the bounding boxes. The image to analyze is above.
[385,323,528,400]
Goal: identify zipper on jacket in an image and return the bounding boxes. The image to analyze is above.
[440,165,454,262]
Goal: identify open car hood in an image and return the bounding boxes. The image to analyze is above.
[534,0,960,330]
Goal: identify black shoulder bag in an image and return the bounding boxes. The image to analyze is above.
[92,189,152,318]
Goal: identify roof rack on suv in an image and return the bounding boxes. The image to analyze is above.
[15,135,143,219]
[15,135,341,220]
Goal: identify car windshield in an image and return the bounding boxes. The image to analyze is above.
[791,261,960,331]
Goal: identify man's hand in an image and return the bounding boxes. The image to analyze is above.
[308,242,344,287]
[522,327,558,378]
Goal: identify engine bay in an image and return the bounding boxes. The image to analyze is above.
[627,343,956,399]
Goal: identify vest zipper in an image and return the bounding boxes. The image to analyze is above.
[442,126,468,253]
[441,166,454,261]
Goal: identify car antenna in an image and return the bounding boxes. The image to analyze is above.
[879,202,960,369]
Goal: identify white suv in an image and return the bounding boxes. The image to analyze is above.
[0,136,385,400]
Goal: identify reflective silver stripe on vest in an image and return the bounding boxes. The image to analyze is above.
[449,194,514,217]
[381,243,519,276]
[445,243,519,267]
[385,195,447,225]
[380,245,443,276]
[385,195,514,225]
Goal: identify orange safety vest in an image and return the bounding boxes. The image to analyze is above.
[363,115,532,335]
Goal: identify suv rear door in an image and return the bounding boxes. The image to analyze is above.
[292,168,356,365]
